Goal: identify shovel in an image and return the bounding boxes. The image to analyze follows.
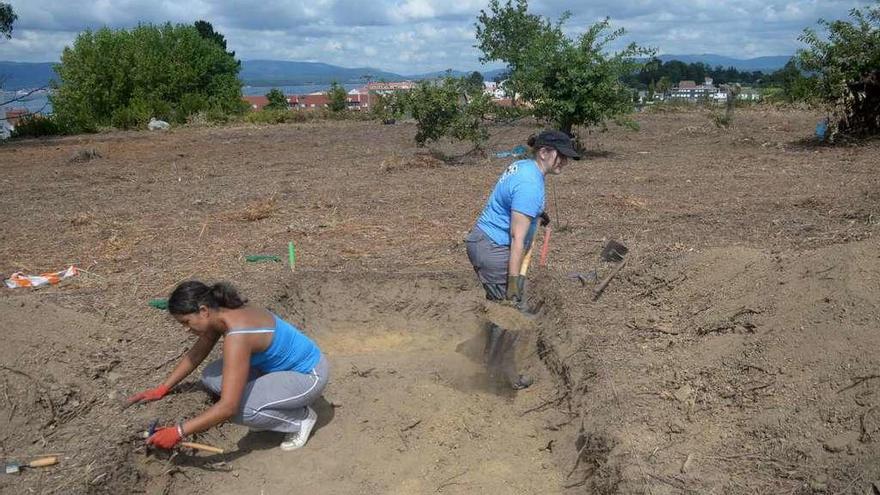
[593,239,629,301]
[5,456,58,474]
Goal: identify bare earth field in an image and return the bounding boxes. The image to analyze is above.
[1,107,879,494]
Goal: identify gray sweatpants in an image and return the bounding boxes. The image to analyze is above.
[465,226,510,300]
[201,355,329,433]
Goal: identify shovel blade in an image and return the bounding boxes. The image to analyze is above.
[600,240,629,262]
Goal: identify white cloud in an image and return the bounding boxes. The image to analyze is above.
[0,0,869,73]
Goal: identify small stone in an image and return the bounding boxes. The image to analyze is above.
[822,432,857,453]
[673,385,694,403]
[809,480,827,492]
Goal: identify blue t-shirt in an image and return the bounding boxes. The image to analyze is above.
[475,159,545,247]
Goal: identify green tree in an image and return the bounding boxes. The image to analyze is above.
[798,1,880,136]
[407,77,494,149]
[464,71,485,95]
[0,2,15,39]
[656,76,671,96]
[194,20,237,62]
[772,59,817,102]
[327,81,347,112]
[264,88,288,111]
[52,23,243,132]
[475,0,653,135]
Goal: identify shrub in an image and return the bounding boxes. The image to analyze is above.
[798,1,880,138]
[51,23,243,133]
[10,114,65,138]
[244,109,309,125]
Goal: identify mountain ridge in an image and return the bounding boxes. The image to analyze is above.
[1,54,793,90]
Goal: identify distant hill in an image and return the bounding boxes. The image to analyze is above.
[0,55,792,91]
[0,62,57,90]
[404,67,507,82]
[240,60,404,86]
[655,54,792,72]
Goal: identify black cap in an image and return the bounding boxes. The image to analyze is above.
[533,130,580,160]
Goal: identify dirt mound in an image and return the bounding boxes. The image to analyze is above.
[0,297,141,494]
[541,237,880,493]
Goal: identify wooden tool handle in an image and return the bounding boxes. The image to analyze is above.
[538,226,552,267]
[27,456,58,468]
[592,260,627,301]
[519,223,540,277]
[180,442,225,454]
[519,244,534,277]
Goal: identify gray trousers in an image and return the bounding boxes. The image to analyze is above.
[466,226,528,387]
[465,226,509,300]
[201,355,329,433]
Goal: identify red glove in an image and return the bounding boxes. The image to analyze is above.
[147,425,183,449]
[125,384,170,406]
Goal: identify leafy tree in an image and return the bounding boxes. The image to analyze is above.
[769,59,817,102]
[464,71,485,95]
[327,81,347,112]
[52,23,243,132]
[194,20,238,64]
[407,77,494,149]
[0,2,15,39]
[371,90,410,123]
[798,1,880,137]
[656,76,671,96]
[264,88,288,111]
[195,20,228,50]
[475,0,653,135]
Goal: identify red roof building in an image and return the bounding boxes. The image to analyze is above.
[243,96,269,110]
[297,93,330,109]
[4,108,30,126]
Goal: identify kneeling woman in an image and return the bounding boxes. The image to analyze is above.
[127,281,329,451]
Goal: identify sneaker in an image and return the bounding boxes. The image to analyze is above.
[511,374,534,390]
[280,407,318,451]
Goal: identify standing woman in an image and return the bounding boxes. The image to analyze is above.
[466,130,579,390]
[466,130,580,304]
[126,281,330,451]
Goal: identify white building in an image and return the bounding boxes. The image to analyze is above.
[484,80,508,99]
[670,77,723,101]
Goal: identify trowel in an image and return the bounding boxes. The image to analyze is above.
[4,456,58,474]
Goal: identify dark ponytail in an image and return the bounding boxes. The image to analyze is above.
[168,280,246,315]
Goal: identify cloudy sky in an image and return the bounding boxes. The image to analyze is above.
[0,0,869,73]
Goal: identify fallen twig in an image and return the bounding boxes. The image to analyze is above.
[838,375,880,393]
[400,419,422,432]
[566,439,592,478]
[520,391,569,416]
[436,470,468,492]
[0,365,55,427]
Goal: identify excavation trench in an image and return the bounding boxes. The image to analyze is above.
[0,271,584,494]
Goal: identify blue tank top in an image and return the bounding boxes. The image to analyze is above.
[226,314,322,374]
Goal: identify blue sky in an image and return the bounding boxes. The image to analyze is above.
[0,0,869,73]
